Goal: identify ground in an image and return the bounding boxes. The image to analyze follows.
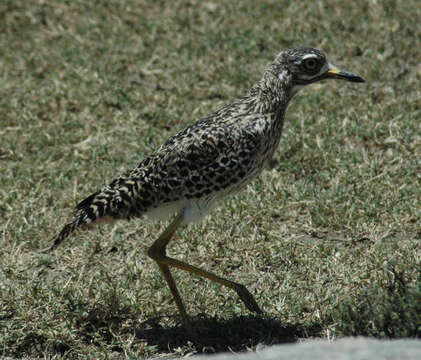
[0,0,420,358]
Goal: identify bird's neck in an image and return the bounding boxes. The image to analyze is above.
[248,70,294,115]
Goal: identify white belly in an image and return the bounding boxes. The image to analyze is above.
[145,198,216,225]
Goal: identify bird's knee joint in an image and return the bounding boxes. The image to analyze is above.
[147,245,166,261]
[234,283,250,295]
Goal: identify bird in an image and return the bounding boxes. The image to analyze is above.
[50,47,365,336]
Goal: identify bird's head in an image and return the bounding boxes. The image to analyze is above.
[268,47,365,94]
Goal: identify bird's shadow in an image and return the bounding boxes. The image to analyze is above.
[133,314,321,353]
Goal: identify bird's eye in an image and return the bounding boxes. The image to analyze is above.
[303,58,319,71]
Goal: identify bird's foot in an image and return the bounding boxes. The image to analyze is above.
[234,283,263,314]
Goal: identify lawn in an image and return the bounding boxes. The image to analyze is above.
[0,0,420,358]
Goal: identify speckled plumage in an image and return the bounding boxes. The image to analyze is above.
[53,49,296,246]
[52,47,365,246]
[51,47,364,335]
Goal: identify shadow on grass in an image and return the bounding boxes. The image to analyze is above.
[134,315,321,353]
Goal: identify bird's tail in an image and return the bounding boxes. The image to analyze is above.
[50,175,149,251]
[51,219,85,250]
[50,188,121,251]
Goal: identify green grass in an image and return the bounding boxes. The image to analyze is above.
[1,0,420,358]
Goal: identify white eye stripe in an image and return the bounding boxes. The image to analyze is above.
[302,54,318,60]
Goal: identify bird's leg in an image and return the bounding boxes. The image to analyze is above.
[159,253,262,314]
[146,213,196,336]
[147,213,262,324]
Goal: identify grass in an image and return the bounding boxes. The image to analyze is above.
[0,0,420,358]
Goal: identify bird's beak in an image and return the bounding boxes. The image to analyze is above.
[326,64,365,83]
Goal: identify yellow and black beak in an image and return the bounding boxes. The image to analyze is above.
[326,64,365,83]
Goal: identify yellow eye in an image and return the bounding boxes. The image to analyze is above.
[304,58,318,71]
